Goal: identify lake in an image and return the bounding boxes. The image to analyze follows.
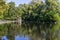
[2,36,30,40]
[0,22,30,40]
[0,21,60,40]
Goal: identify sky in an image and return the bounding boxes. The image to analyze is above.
[2,36,30,40]
[6,0,48,6]
[6,0,31,6]
[6,0,60,6]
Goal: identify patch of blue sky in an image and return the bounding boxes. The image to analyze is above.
[6,0,31,6]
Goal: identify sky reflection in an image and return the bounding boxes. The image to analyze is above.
[2,36,30,40]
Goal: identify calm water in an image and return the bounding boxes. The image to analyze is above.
[1,36,30,40]
[0,22,60,40]
[0,22,30,40]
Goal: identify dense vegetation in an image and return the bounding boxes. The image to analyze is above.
[0,0,60,40]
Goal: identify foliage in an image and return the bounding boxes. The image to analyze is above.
[3,2,17,20]
[21,0,60,40]
[0,0,9,19]
[0,0,60,40]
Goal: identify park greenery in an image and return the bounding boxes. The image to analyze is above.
[0,0,60,40]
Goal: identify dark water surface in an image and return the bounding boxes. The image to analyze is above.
[0,22,30,40]
[0,22,60,40]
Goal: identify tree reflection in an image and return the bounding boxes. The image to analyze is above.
[22,21,60,40]
[6,22,21,40]
[0,21,60,40]
[0,22,21,40]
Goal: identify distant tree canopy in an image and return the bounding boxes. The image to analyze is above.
[3,1,21,20]
[22,0,60,27]
[0,0,9,19]
[3,2,17,20]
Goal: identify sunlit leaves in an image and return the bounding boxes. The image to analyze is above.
[0,0,9,19]
[21,0,60,40]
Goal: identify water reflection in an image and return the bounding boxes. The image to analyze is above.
[2,36,30,40]
[22,21,60,40]
[2,36,8,40]
[0,21,60,40]
[0,22,30,40]
[15,35,30,40]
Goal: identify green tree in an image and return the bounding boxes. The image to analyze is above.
[0,0,8,19]
[0,0,8,40]
[4,2,17,20]
[21,0,60,40]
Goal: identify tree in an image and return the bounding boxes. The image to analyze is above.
[4,2,17,20]
[0,0,9,19]
[0,0,9,40]
[21,0,60,40]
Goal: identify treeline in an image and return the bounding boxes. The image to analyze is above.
[0,0,60,21]
[0,0,60,40]
[0,0,20,20]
